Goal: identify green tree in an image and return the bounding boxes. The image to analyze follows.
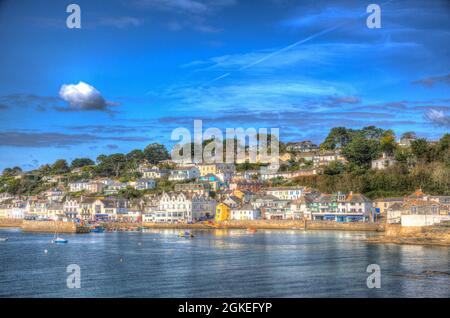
[70,158,95,170]
[2,166,22,177]
[411,139,429,162]
[323,161,346,175]
[143,143,170,164]
[51,159,70,175]
[380,129,397,155]
[321,127,355,150]
[342,136,380,168]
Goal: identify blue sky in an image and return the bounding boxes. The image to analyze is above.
[0,0,449,170]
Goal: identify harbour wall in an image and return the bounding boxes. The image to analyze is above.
[142,220,383,231]
[21,220,90,233]
[0,218,23,228]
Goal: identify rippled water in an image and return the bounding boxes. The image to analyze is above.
[0,228,449,297]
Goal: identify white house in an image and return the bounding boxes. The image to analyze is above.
[313,152,346,168]
[133,179,156,190]
[230,204,259,220]
[142,166,169,179]
[168,167,200,181]
[265,187,305,200]
[371,153,397,170]
[153,192,216,223]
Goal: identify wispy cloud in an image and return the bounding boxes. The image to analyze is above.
[0,131,148,148]
[413,73,450,87]
[98,16,144,29]
[425,109,450,127]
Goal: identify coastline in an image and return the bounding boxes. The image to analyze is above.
[2,219,449,247]
[365,223,450,247]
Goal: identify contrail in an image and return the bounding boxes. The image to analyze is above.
[208,0,393,84]
[240,23,343,71]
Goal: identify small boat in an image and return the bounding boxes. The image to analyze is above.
[0,237,8,242]
[178,231,194,238]
[247,227,257,233]
[52,224,68,244]
[52,237,68,244]
[91,226,105,233]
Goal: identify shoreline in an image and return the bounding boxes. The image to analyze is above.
[1,219,449,247]
[365,236,450,247]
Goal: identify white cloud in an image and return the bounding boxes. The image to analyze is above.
[58,82,115,112]
[98,16,144,29]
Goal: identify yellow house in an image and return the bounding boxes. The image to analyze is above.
[280,153,292,162]
[215,203,231,222]
[232,189,245,200]
[0,207,9,218]
[198,164,218,177]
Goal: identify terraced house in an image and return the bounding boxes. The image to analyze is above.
[145,192,216,223]
[309,192,372,222]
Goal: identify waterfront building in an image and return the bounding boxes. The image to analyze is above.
[64,197,81,219]
[215,202,231,222]
[289,197,311,220]
[230,204,259,220]
[373,197,403,217]
[261,199,291,220]
[309,192,372,222]
[153,192,216,223]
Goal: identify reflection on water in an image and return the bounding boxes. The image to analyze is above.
[0,228,448,298]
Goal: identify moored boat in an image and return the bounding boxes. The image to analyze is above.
[52,237,68,244]
[91,225,105,233]
[0,237,8,242]
[178,231,194,238]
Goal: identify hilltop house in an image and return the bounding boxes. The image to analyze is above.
[142,166,170,179]
[68,181,104,194]
[371,153,397,170]
[286,140,319,153]
[168,166,200,181]
[313,152,346,168]
[198,163,235,182]
[264,187,305,200]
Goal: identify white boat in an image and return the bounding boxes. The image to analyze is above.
[52,237,68,244]
[52,222,68,244]
[0,237,8,242]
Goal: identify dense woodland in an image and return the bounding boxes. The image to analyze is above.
[1,126,449,199]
